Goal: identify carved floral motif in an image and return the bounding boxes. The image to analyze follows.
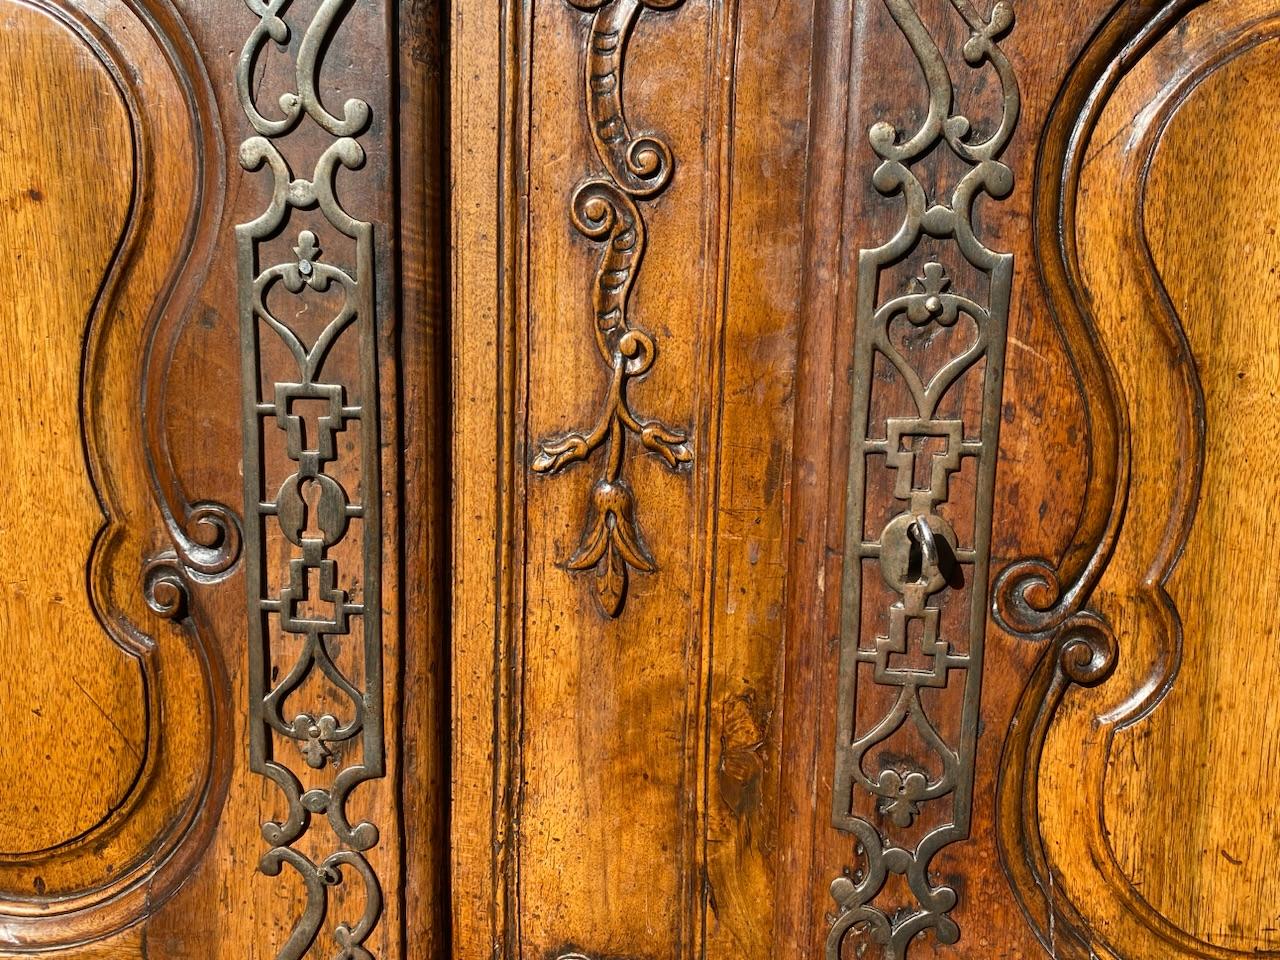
[532,0,691,618]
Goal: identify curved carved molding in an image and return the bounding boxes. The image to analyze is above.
[531,0,692,618]
[996,1,1280,957]
[235,0,385,956]
[828,1,1019,956]
[0,0,237,946]
[988,0,1151,640]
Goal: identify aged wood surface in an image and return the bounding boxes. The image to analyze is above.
[1,0,140,858]
[1121,34,1280,944]
[0,0,233,944]
[400,0,450,956]
[781,0,1116,955]
[451,0,1280,958]
[0,0,440,955]
[4,0,1280,957]
[1034,1,1280,957]
[450,0,812,957]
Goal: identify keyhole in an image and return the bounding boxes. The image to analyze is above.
[299,478,324,541]
[906,533,924,583]
[905,515,964,589]
[275,471,349,548]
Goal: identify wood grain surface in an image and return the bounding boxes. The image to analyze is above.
[1037,1,1280,956]
[0,0,435,954]
[0,0,232,944]
[0,0,140,857]
[3,0,1279,957]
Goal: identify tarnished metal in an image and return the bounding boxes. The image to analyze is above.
[235,1,384,955]
[829,0,1020,956]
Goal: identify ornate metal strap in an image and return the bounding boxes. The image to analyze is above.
[829,1,1020,956]
[236,1,384,955]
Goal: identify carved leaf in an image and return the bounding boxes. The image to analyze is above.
[568,510,611,571]
[640,421,692,469]
[532,433,591,473]
[597,543,628,618]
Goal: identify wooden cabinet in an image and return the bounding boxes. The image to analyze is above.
[1,0,1277,957]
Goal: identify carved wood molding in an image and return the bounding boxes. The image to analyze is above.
[455,0,753,954]
[995,0,1280,957]
[235,0,385,955]
[827,0,1019,956]
[530,0,692,619]
[0,0,237,945]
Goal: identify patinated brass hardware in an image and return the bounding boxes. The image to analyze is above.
[235,1,386,954]
[878,511,959,595]
[908,515,939,584]
[829,0,1019,954]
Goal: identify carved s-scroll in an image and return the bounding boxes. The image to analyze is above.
[531,0,692,618]
[0,0,239,947]
[989,4,1157,951]
[994,2,1280,959]
[828,1,1019,956]
[236,2,384,956]
[988,0,1156,639]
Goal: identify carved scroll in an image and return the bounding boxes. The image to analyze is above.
[531,0,691,618]
[829,1,1019,956]
[0,0,242,945]
[994,2,1280,958]
[236,3,383,956]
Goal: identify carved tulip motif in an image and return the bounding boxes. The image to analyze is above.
[531,327,691,616]
[567,479,655,617]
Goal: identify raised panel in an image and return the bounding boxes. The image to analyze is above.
[0,0,447,954]
[0,0,141,857]
[0,0,239,943]
[1123,36,1280,940]
[1019,1,1280,956]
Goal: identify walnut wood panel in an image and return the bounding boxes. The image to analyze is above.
[451,0,811,957]
[0,0,237,943]
[0,0,445,955]
[1125,37,1280,942]
[1,0,139,857]
[7,0,1280,956]
[453,0,1280,958]
[778,0,1119,957]
[138,0,419,953]
[1026,1,1280,957]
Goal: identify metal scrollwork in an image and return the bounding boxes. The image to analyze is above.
[236,3,383,957]
[830,0,1019,956]
[532,0,691,618]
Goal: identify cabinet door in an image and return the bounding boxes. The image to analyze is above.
[0,0,445,955]
[451,1,1280,959]
[5,0,1280,958]
[786,1,1280,957]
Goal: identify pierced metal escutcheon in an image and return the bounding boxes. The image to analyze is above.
[879,512,960,594]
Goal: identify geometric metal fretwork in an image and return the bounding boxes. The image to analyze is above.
[236,2,384,956]
[830,0,1020,956]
